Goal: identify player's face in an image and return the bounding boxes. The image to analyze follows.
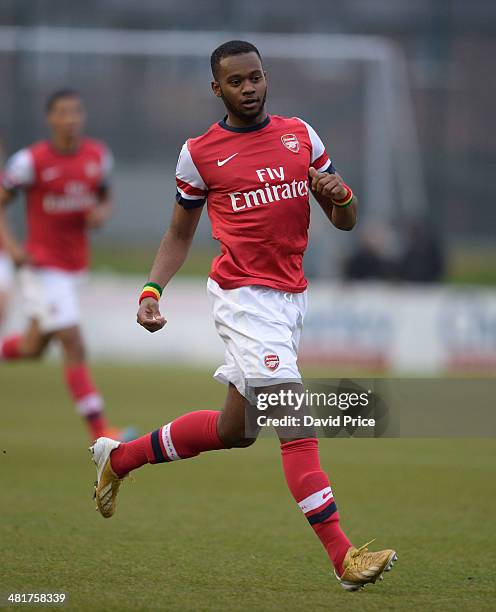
[46,97,86,140]
[212,52,267,123]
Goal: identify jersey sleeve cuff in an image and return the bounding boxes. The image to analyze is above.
[175,190,206,209]
[323,161,337,175]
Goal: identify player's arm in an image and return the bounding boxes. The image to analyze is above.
[0,148,34,264]
[0,186,28,266]
[86,184,113,229]
[87,147,114,229]
[309,167,357,231]
[137,202,203,333]
[300,119,357,230]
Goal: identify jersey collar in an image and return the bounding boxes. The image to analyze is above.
[48,139,84,157]
[218,115,271,133]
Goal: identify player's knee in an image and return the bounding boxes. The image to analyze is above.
[24,346,44,359]
[221,432,257,448]
[22,339,47,359]
[71,343,86,362]
[60,332,86,362]
[217,420,256,448]
[232,436,257,448]
[217,405,258,448]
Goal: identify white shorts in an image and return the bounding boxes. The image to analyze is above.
[207,277,308,398]
[0,252,14,292]
[20,266,83,333]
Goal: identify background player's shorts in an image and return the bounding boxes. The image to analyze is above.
[19,266,83,333]
[207,277,308,398]
[0,251,14,292]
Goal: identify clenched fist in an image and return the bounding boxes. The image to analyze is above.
[137,297,166,333]
[308,167,349,203]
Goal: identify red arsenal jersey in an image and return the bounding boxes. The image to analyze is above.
[175,115,335,293]
[2,138,113,271]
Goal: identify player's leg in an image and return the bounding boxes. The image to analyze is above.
[217,382,258,447]
[256,284,396,589]
[91,382,257,517]
[247,379,353,578]
[107,382,254,477]
[0,257,53,360]
[278,432,352,577]
[103,279,260,479]
[55,324,116,441]
[0,318,52,361]
[281,429,397,589]
[19,265,121,440]
[273,385,396,590]
[0,265,53,360]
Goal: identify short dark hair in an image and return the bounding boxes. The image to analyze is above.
[210,40,262,79]
[45,89,82,113]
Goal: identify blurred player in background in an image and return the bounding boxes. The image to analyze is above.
[0,90,131,442]
[91,42,397,591]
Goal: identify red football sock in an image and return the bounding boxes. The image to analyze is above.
[110,410,225,477]
[281,438,352,575]
[0,335,23,360]
[64,364,107,438]
[86,413,108,440]
[110,432,156,477]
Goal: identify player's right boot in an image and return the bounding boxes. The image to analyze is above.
[89,437,123,519]
[334,540,397,591]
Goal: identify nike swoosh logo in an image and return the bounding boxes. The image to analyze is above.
[323,491,333,499]
[217,153,238,167]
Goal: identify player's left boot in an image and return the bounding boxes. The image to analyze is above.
[335,539,397,591]
[89,437,123,519]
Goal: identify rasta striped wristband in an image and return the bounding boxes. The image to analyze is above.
[139,281,163,304]
[332,184,354,207]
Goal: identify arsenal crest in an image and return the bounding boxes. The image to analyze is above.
[281,133,300,153]
[264,354,280,370]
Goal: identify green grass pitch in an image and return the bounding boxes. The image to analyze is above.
[1,363,495,611]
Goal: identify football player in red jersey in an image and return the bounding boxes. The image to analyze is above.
[91,42,396,590]
[0,90,132,442]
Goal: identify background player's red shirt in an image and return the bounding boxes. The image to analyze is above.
[175,115,335,293]
[2,138,113,271]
